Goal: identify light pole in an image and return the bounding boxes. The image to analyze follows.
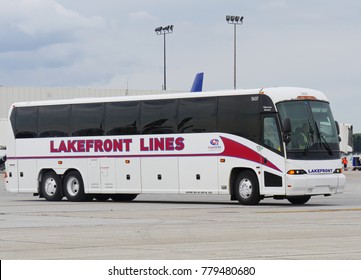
[226,15,244,90]
[155,25,174,90]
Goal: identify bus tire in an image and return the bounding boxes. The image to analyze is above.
[111,194,138,202]
[94,194,110,201]
[63,171,86,202]
[234,170,261,205]
[287,196,311,205]
[41,171,63,201]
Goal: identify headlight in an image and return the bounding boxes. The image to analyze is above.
[287,169,307,175]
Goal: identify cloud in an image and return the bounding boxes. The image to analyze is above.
[0,0,105,37]
[129,11,157,21]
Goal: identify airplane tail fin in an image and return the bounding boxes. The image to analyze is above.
[190,72,204,92]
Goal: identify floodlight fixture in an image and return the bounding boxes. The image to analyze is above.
[154,24,174,90]
[225,15,244,90]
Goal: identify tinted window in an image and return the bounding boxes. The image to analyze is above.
[104,101,140,135]
[141,99,178,134]
[178,97,217,133]
[38,105,70,137]
[71,103,104,136]
[218,95,260,142]
[9,109,16,137]
[263,116,282,152]
[15,107,38,138]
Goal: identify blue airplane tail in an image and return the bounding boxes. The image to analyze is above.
[190,72,204,92]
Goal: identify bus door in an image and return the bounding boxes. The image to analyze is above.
[260,115,286,195]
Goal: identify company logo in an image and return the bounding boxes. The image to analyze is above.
[208,138,222,151]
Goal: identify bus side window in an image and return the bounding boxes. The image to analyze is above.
[141,99,178,134]
[104,101,140,135]
[38,105,70,138]
[71,103,104,137]
[15,107,38,138]
[263,116,282,152]
[178,97,217,133]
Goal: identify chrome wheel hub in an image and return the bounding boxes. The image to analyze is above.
[45,178,57,196]
[239,178,252,199]
[67,177,79,196]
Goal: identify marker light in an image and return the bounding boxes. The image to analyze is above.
[333,168,342,174]
[287,169,307,175]
[297,96,317,100]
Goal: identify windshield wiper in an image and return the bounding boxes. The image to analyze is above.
[303,120,314,156]
[314,121,333,155]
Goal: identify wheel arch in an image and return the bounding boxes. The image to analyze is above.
[38,168,59,197]
[38,168,64,200]
[62,169,86,202]
[229,167,260,199]
[38,168,79,197]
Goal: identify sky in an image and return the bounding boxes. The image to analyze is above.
[0,0,360,132]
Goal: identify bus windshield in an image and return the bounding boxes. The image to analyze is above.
[277,100,340,160]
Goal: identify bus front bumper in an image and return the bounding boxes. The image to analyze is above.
[285,173,346,196]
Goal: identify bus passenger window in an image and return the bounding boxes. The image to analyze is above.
[71,103,104,137]
[15,107,38,138]
[38,105,70,137]
[178,97,217,133]
[263,117,281,151]
[104,101,140,135]
[141,99,177,134]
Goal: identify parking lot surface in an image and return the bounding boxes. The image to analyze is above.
[1,171,361,259]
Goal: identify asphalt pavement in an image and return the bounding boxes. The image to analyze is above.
[1,170,361,259]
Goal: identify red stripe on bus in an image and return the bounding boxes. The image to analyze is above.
[220,136,281,172]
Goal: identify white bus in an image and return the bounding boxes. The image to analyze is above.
[5,87,345,205]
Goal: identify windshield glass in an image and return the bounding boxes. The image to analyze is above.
[277,100,340,160]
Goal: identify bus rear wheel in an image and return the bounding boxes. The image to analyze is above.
[41,171,63,201]
[287,196,311,205]
[234,170,261,205]
[63,171,86,202]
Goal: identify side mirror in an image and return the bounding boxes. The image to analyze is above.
[283,118,291,144]
[283,118,291,134]
[335,121,341,142]
[335,121,340,135]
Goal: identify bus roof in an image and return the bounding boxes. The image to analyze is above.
[10,86,329,108]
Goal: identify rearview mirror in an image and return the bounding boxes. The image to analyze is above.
[335,121,340,135]
[283,118,291,144]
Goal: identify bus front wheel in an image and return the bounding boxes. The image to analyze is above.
[63,171,86,202]
[287,196,311,205]
[41,171,63,201]
[234,171,261,205]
